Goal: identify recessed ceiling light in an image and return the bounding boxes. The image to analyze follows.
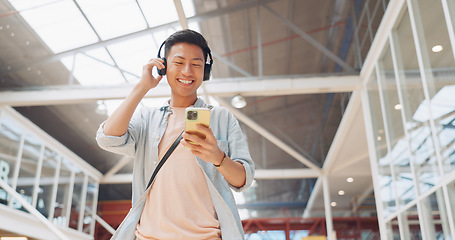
[338,190,345,196]
[377,136,382,141]
[331,202,337,207]
[347,177,354,183]
[432,45,443,53]
[394,104,402,110]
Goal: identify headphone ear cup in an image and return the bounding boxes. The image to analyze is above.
[158,58,167,76]
[203,63,211,81]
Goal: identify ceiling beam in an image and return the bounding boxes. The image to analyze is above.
[173,0,189,29]
[214,96,322,172]
[0,75,360,106]
[262,3,356,73]
[100,168,321,184]
[103,156,133,180]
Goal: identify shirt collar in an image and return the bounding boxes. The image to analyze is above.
[160,97,208,111]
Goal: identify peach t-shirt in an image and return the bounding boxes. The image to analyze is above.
[135,107,221,240]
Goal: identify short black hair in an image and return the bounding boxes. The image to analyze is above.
[164,29,211,62]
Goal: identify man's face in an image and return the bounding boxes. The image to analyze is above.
[166,42,205,100]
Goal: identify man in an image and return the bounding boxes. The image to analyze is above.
[96,29,255,240]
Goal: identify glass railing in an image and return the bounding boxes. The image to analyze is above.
[0,106,102,239]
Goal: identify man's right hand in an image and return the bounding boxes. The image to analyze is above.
[140,58,165,90]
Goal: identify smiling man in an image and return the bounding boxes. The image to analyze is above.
[96,29,255,240]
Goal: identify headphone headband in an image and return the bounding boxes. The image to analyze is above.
[157,40,213,81]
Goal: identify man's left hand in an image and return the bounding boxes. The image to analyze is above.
[181,124,225,165]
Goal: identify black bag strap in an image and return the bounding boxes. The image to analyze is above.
[146,130,184,190]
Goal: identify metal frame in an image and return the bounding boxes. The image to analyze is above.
[78,173,89,232]
[360,0,455,238]
[64,170,75,227]
[0,0,279,76]
[0,106,102,238]
[0,178,70,240]
[0,74,361,106]
[8,133,25,208]
[31,143,45,208]
[89,181,100,236]
[48,155,61,222]
[360,83,389,238]
[262,3,356,73]
[406,0,455,238]
[375,60,411,240]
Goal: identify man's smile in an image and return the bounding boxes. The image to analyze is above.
[178,78,194,85]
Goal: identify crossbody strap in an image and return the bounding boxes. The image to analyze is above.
[146,130,184,190]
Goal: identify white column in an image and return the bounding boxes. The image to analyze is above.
[322,174,335,239]
[360,87,389,238]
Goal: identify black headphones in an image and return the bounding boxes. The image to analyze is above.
[157,40,213,81]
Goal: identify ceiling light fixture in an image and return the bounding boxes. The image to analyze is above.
[330,202,337,207]
[96,100,107,115]
[338,190,345,196]
[394,104,402,110]
[231,94,247,109]
[377,136,382,141]
[432,45,443,53]
[347,177,354,183]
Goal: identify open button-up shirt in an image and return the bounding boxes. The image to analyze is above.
[96,98,255,240]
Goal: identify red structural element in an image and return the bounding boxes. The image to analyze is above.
[242,217,380,240]
[95,200,131,240]
[96,200,380,240]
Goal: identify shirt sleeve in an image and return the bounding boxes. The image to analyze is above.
[225,110,255,192]
[95,107,144,157]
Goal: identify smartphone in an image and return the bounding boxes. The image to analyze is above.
[185,107,211,145]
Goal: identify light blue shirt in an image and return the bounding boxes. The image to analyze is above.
[96,98,255,240]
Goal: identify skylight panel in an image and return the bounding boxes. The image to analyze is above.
[9,0,99,53]
[84,48,115,65]
[75,0,147,40]
[181,0,196,17]
[137,0,179,27]
[61,53,125,85]
[107,35,158,79]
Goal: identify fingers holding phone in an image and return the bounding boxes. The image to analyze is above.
[184,107,211,145]
[181,107,226,165]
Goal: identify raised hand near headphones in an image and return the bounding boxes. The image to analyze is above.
[140,58,165,90]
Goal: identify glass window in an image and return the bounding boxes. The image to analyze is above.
[0,115,23,206]
[446,180,455,239]
[385,218,399,240]
[12,136,42,212]
[367,70,396,217]
[69,170,85,230]
[75,0,147,40]
[37,147,59,218]
[420,190,452,239]
[393,9,441,194]
[377,45,417,207]
[405,205,421,239]
[414,0,455,176]
[53,157,73,226]
[83,178,98,234]
[9,0,99,53]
